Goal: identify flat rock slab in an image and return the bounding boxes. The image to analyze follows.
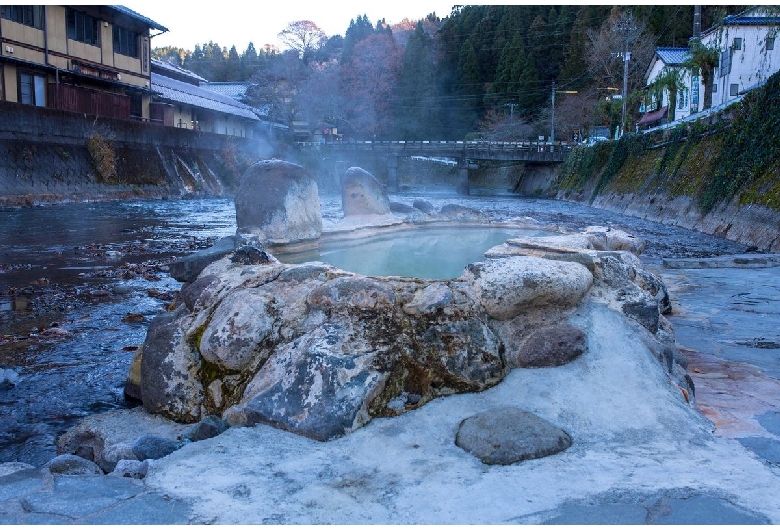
[0,470,192,524]
[455,407,572,465]
[542,492,769,525]
[662,253,780,269]
[737,436,780,466]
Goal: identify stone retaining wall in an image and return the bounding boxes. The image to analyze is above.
[0,101,273,206]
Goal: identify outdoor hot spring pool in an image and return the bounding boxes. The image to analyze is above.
[276,226,554,279]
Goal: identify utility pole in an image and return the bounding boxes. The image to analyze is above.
[550,81,555,143]
[614,11,636,138]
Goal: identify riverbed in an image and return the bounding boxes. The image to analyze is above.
[1,193,777,468]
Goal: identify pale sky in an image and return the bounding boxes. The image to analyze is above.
[121,1,460,53]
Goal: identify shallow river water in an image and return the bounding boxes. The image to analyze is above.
[1,192,777,467]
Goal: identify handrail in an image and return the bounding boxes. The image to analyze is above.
[296,140,577,153]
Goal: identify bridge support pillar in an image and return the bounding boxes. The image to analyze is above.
[457,157,469,195]
[386,156,399,193]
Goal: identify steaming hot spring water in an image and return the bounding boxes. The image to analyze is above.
[276,226,554,279]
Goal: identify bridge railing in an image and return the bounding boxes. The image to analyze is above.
[296,140,577,154]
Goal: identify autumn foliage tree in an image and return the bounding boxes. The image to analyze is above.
[339,33,402,138]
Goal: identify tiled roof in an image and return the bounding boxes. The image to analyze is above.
[151,74,259,121]
[151,59,207,83]
[655,47,691,66]
[203,83,271,117]
[702,8,780,37]
[110,5,168,32]
[723,15,780,26]
[204,82,251,100]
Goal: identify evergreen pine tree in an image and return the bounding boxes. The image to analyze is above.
[456,39,482,134]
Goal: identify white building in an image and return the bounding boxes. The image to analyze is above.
[641,7,780,129]
[640,47,694,129]
[702,7,780,106]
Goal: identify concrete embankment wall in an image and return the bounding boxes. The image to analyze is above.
[561,186,780,252]
[554,128,780,252]
[0,101,274,207]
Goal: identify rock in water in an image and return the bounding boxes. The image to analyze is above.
[341,167,391,216]
[455,407,573,465]
[0,367,20,390]
[235,159,322,244]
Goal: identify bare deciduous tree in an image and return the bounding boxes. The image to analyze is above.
[586,8,654,107]
[478,110,535,141]
[278,20,327,57]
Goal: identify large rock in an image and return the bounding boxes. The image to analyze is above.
[463,256,593,320]
[235,159,322,244]
[455,407,573,465]
[113,225,686,445]
[341,167,391,216]
[140,305,203,422]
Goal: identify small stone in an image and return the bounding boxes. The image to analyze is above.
[0,367,20,390]
[122,312,147,323]
[514,323,587,368]
[230,246,271,265]
[100,443,138,473]
[184,415,229,442]
[455,407,572,465]
[43,454,103,475]
[412,199,435,214]
[132,435,179,460]
[110,459,150,479]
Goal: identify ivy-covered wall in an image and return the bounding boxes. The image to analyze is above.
[554,71,780,251]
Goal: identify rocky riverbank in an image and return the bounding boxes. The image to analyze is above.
[2,170,779,523]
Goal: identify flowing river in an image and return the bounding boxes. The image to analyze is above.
[1,193,778,467]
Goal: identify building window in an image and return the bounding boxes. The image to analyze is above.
[732,37,742,51]
[767,37,775,51]
[113,25,139,58]
[0,5,44,29]
[19,71,46,107]
[712,83,717,93]
[730,83,739,96]
[66,8,100,46]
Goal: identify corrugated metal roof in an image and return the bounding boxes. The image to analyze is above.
[110,5,168,32]
[655,47,691,66]
[152,74,259,121]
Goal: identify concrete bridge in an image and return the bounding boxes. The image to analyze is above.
[298,140,576,194]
